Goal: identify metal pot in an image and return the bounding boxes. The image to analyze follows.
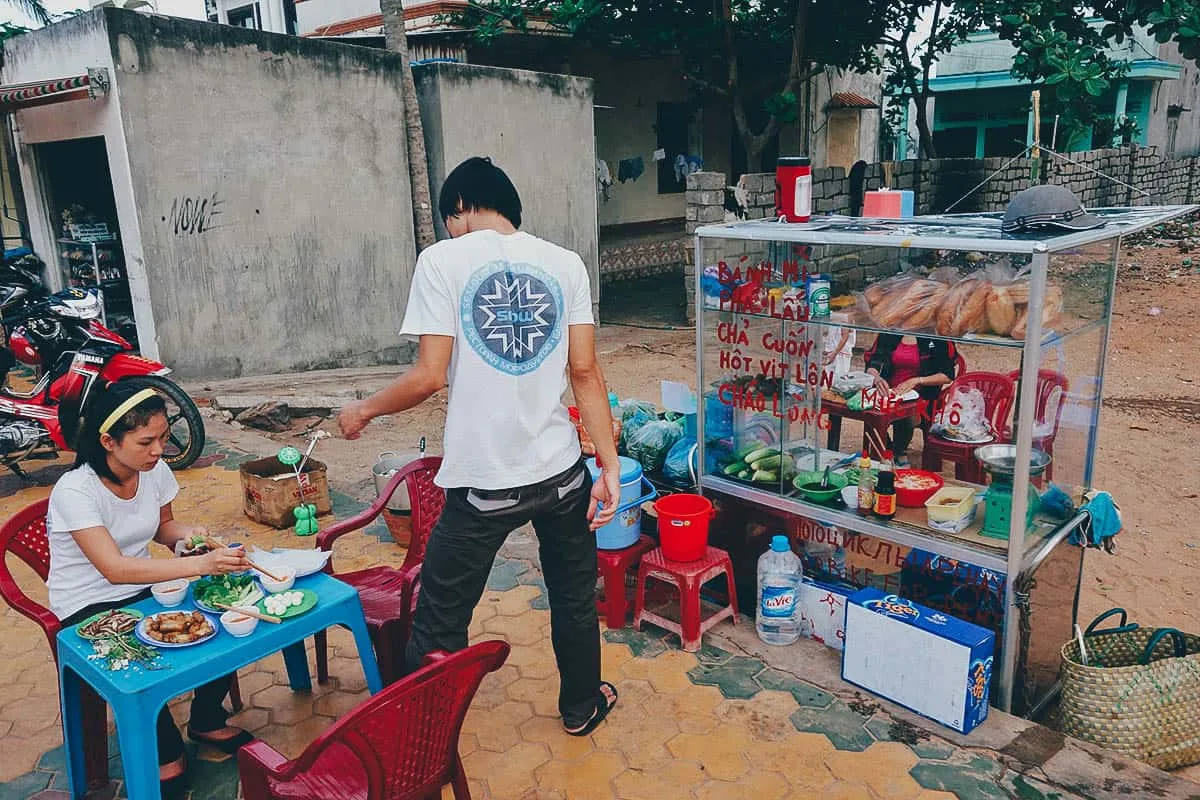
[373,450,422,513]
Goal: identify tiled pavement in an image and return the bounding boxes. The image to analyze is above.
[0,437,1147,799]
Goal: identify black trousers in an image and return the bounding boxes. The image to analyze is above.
[403,459,601,720]
[63,589,233,765]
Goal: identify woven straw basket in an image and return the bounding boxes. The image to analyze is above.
[1060,608,1200,770]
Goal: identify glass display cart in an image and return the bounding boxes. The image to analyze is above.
[693,205,1196,716]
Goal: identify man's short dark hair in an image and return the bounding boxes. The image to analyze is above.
[438,156,522,229]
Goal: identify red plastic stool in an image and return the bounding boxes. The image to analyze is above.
[633,546,739,652]
[596,534,658,629]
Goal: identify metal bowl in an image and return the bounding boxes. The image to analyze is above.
[973,444,1052,477]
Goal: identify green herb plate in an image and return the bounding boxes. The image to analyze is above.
[191,574,264,615]
[76,608,145,640]
[257,589,318,620]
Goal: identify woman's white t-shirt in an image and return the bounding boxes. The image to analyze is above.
[47,461,179,620]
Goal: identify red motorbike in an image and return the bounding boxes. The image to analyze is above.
[0,287,205,477]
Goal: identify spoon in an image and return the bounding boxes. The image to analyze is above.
[820,465,832,489]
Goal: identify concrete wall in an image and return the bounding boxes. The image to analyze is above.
[103,10,417,378]
[413,61,600,313]
[1148,41,1200,158]
[4,9,419,378]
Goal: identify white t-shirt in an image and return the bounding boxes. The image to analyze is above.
[47,461,179,620]
[400,229,594,490]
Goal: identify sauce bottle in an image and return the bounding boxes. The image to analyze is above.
[856,451,874,516]
[873,450,897,519]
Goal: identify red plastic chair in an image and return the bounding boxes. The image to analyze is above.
[239,639,510,800]
[314,456,445,686]
[0,499,246,790]
[922,372,1015,483]
[1005,369,1069,481]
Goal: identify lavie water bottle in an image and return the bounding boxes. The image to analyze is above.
[757,535,803,645]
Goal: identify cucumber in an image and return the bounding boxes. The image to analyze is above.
[751,454,784,471]
[723,462,744,476]
[735,442,765,461]
[737,469,751,480]
[744,447,780,465]
[751,469,779,483]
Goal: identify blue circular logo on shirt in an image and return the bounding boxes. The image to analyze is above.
[461,262,563,375]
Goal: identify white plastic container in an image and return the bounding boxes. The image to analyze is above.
[259,567,296,594]
[757,535,804,645]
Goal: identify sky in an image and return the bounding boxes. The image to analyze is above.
[4,0,206,27]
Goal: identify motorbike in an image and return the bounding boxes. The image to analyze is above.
[1,264,205,477]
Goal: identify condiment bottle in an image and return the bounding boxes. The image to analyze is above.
[873,450,897,519]
[856,451,875,515]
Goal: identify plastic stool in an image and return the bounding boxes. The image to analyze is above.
[596,534,658,629]
[633,546,739,652]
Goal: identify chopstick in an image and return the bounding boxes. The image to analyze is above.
[213,603,281,624]
[204,536,286,582]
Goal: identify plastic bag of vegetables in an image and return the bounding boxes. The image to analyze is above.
[626,419,684,473]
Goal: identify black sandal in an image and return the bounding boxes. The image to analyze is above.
[186,725,255,754]
[563,682,618,736]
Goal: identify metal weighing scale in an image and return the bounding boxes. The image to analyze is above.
[975,444,1052,539]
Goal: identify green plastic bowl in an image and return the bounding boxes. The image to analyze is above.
[792,470,848,502]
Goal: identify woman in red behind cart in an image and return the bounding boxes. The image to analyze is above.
[864,334,957,467]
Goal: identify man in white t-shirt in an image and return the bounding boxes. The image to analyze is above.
[339,157,621,736]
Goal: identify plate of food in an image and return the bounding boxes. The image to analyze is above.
[76,608,145,640]
[190,573,264,615]
[258,589,318,620]
[135,610,217,648]
[941,432,994,445]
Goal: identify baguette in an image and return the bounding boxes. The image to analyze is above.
[986,287,1017,336]
[1011,308,1029,340]
[875,279,947,328]
[903,284,949,330]
[955,280,992,336]
[936,278,991,337]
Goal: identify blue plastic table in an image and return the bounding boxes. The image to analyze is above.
[56,573,381,799]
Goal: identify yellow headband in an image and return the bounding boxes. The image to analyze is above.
[98,388,160,435]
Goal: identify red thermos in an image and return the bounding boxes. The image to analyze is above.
[775,156,812,223]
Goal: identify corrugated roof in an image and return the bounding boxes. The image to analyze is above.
[826,92,879,110]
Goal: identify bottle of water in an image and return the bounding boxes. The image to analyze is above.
[757,534,803,645]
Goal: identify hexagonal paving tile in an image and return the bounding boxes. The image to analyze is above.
[666,726,753,782]
[252,685,316,726]
[534,750,626,800]
[255,715,333,761]
[462,700,534,752]
[617,649,698,693]
[489,585,542,616]
[611,759,707,800]
[826,742,921,799]
[686,656,767,700]
[910,760,1010,800]
[789,700,876,752]
[602,627,668,659]
[505,674,563,718]
[463,741,551,798]
[312,688,369,719]
[518,715,596,761]
[818,782,880,800]
[483,610,549,646]
[713,689,800,743]
[696,768,790,800]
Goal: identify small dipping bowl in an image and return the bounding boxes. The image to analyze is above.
[151,579,188,608]
[220,609,258,638]
[259,567,296,594]
[840,485,859,507]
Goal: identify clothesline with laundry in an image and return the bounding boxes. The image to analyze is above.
[595,151,704,202]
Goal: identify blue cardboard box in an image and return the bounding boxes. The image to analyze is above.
[842,587,994,734]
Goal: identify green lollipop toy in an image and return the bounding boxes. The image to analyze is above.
[278,444,318,536]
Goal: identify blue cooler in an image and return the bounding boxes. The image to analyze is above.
[586,456,657,549]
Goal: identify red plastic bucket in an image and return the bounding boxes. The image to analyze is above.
[654,493,713,561]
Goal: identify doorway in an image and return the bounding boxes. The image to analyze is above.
[34,137,137,346]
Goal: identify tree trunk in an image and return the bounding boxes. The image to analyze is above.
[380,0,436,252]
[913,94,938,159]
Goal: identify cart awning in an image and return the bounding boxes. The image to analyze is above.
[0,68,110,113]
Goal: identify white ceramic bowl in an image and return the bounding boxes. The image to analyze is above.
[151,579,189,608]
[259,567,296,594]
[220,609,258,638]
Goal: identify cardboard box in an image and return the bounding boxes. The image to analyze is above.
[842,587,995,734]
[240,457,333,529]
[798,578,852,651]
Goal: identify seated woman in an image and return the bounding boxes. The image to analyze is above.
[48,382,253,788]
[864,334,956,467]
